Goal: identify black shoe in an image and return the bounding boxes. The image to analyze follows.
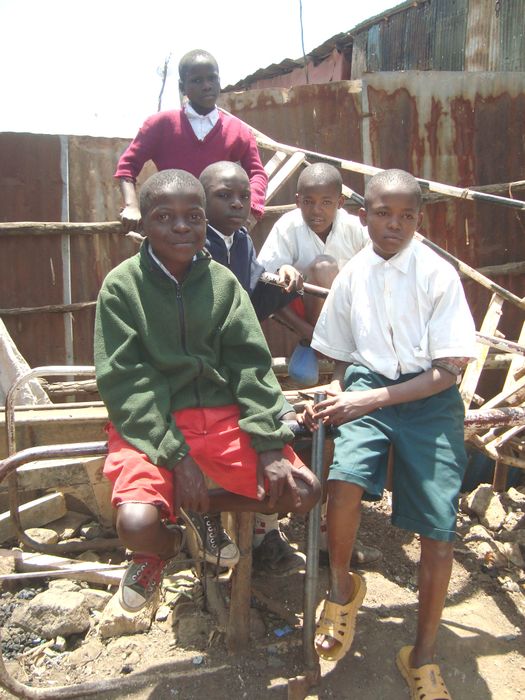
[252,529,306,576]
[181,510,240,568]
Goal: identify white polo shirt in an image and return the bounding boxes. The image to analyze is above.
[257,208,369,274]
[311,239,477,380]
[184,103,219,141]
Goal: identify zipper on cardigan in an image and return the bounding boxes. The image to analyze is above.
[175,283,201,405]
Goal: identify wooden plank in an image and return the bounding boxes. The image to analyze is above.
[0,492,66,543]
[0,549,124,585]
[226,512,254,653]
[264,150,287,177]
[503,322,525,393]
[265,152,306,203]
[459,294,504,408]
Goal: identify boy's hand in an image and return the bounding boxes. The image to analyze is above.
[173,454,209,514]
[300,380,344,431]
[119,204,142,233]
[278,265,303,293]
[313,388,381,426]
[256,449,315,510]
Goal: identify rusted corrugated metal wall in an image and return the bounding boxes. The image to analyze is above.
[351,0,525,77]
[220,71,525,357]
[0,133,152,367]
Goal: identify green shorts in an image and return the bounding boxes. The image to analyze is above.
[328,365,467,542]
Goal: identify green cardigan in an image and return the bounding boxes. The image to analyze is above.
[94,243,292,470]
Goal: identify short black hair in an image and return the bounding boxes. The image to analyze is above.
[199,161,248,191]
[178,50,219,83]
[364,169,422,210]
[297,163,343,195]
[139,169,206,217]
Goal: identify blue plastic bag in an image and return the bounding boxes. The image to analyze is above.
[288,341,319,387]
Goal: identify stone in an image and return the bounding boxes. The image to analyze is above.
[80,523,104,540]
[175,611,212,648]
[10,589,90,639]
[24,528,59,545]
[462,524,493,542]
[155,604,171,622]
[106,636,140,656]
[49,511,92,539]
[504,487,525,509]
[495,541,525,568]
[462,485,507,531]
[98,590,159,639]
[76,550,100,563]
[51,636,66,652]
[48,579,81,592]
[78,588,112,611]
[501,511,525,533]
[66,638,103,667]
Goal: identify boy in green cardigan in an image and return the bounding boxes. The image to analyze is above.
[95,169,320,612]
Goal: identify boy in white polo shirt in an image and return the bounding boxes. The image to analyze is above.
[308,169,476,700]
[257,163,369,342]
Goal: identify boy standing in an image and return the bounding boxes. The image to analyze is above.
[309,170,476,699]
[199,161,307,576]
[257,163,369,341]
[115,50,268,231]
[95,169,319,612]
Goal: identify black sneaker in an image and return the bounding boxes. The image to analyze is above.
[118,554,166,612]
[181,511,240,568]
[252,528,306,577]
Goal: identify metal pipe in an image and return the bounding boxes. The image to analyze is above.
[302,391,326,671]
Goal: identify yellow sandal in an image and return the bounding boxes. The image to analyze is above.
[314,572,366,661]
[396,646,452,700]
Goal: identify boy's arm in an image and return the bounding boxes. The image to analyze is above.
[238,129,268,221]
[95,283,190,470]
[313,364,463,426]
[119,179,141,233]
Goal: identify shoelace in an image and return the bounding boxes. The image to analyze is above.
[203,515,219,551]
[133,559,164,589]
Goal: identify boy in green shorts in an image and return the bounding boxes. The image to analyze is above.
[308,169,476,699]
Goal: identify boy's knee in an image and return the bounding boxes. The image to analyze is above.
[421,536,454,561]
[305,255,339,287]
[294,473,321,515]
[116,502,162,542]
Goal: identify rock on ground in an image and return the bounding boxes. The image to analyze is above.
[10,589,91,639]
[98,590,159,639]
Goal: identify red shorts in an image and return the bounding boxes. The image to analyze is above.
[103,404,303,519]
[289,296,306,319]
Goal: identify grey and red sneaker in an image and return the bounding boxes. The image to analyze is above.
[181,510,240,568]
[118,554,166,612]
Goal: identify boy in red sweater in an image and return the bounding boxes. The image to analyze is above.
[116,49,268,231]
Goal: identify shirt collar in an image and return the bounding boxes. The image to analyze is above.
[147,243,196,283]
[367,238,415,273]
[208,223,245,240]
[184,102,219,123]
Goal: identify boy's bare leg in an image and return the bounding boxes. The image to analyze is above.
[412,537,454,667]
[117,503,182,559]
[303,255,339,327]
[315,480,363,651]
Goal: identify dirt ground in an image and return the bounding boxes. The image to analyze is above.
[2,496,524,700]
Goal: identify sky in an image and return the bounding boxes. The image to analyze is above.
[0,0,396,137]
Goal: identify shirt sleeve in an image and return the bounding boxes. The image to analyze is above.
[257,216,296,273]
[114,114,159,181]
[311,270,357,361]
[219,285,294,452]
[237,127,268,220]
[95,281,190,469]
[428,270,477,360]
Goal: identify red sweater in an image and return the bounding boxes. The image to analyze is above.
[115,109,268,218]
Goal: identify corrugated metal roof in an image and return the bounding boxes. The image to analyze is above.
[226,0,525,91]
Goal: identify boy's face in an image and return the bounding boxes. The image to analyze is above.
[359,186,423,259]
[295,183,344,240]
[143,188,207,276]
[204,170,251,236]
[181,59,220,115]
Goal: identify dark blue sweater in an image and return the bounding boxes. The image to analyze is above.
[205,225,263,296]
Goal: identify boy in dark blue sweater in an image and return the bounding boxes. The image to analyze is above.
[200,161,306,575]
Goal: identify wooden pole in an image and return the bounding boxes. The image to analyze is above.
[226,512,254,653]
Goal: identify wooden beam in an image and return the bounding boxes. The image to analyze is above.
[0,221,121,237]
[265,152,306,203]
[0,492,66,543]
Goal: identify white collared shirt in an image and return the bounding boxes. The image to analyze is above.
[311,239,477,380]
[184,103,219,141]
[208,224,235,251]
[148,245,196,283]
[257,208,369,274]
